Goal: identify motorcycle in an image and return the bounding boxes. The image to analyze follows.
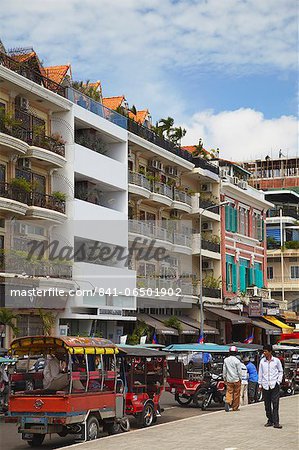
[193,372,226,410]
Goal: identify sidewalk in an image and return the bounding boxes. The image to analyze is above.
[61,396,299,450]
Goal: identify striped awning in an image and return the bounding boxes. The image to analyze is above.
[263,316,294,333]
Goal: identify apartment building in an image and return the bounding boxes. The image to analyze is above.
[0,46,136,344]
[206,160,274,343]
[243,156,299,313]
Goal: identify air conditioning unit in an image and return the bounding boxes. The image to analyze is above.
[170,210,180,218]
[150,160,164,171]
[201,183,212,193]
[202,222,213,231]
[233,177,239,185]
[166,166,177,176]
[17,158,31,169]
[202,261,214,270]
[18,96,29,111]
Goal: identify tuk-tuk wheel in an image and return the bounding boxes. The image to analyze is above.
[286,382,295,396]
[27,434,45,447]
[105,421,121,435]
[86,416,100,441]
[137,403,155,428]
[175,393,192,406]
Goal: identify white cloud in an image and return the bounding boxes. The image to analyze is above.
[182,108,298,161]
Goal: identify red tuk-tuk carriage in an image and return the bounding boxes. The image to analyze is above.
[118,345,167,427]
[8,336,129,446]
[164,343,255,407]
[273,344,299,395]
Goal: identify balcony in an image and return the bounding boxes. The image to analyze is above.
[172,189,192,213]
[0,51,66,97]
[0,181,29,215]
[202,287,221,298]
[1,249,72,279]
[66,87,127,129]
[0,182,66,221]
[268,277,299,292]
[136,277,196,297]
[128,220,192,252]
[150,181,173,206]
[0,123,29,156]
[193,157,219,175]
[192,234,221,257]
[268,207,298,220]
[128,171,151,198]
[128,119,193,163]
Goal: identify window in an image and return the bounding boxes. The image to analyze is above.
[226,255,237,293]
[0,164,5,182]
[267,266,273,280]
[225,204,238,232]
[290,266,299,279]
[238,207,249,236]
[252,212,262,240]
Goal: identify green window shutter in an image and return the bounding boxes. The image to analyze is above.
[232,263,237,293]
[249,267,254,286]
[239,265,246,292]
[234,208,238,232]
[257,269,263,288]
[261,221,264,241]
[225,205,230,231]
[226,262,230,290]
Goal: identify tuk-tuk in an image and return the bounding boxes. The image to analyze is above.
[0,356,16,413]
[164,343,256,408]
[118,345,167,427]
[8,336,129,446]
[273,344,299,395]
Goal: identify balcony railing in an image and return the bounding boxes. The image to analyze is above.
[128,119,193,163]
[268,207,298,219]
[0,114,65,157]
[173,189,192,206]
[129,171,192,206]
[193,157,219,175]
[202,287,221,298]
[201,239,220,253]
[0,182,65,213]
[66,87,127,129]
[198,198,219,213]
[128,171,151,191]
[0,250,72,279]
[152,182,173,199]
[129,220,191,247]
[0,52,66,97]
[137,277,196,295]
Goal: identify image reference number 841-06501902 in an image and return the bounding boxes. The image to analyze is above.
[95,287,183,297]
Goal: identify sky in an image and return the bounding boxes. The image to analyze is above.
[0,0,298,160]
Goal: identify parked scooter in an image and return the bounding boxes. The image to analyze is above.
[193,372,226,410]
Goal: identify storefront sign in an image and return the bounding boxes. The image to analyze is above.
[248,300,262,317]
[98,308,123,317]
[266,308,280,316]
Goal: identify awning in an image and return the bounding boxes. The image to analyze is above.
[151,315,198,335]
[137,314,179,336]
[264,316,294,333]
[205,308,252,325]
[251,319,281,335]
[179,316,220,335]
[280,312,299,324]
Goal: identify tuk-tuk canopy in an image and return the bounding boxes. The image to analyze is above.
[164,343,254,353]
[10,336,119,356]
[118,345,168,358]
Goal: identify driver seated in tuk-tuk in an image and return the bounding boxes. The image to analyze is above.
[43,351,84,392]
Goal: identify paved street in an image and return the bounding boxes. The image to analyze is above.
[58,395,299,450]
[0,391,222,449]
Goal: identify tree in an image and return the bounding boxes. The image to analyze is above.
[192,138,208,159]
[0,308,19,336]
[169,126,187,145]
[157,117,174,138]
[38,309,56,336]
[72,80,101,102]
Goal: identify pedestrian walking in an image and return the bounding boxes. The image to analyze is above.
[258,344,283,429]
[223,346,242,412]
[238,356,248,406]
[244,356,258,403]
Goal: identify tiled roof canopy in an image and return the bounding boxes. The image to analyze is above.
[102,96,125,110]
[43,65,71,85]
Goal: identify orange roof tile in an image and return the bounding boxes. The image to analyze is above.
[182,145,209,156]
[86,81,101,90]
[12,51,36,63]
[102,96,125,110]
[43,65,71,84]
[128,109,150,124]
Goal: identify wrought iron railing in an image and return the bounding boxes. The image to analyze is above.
[201,239,220,253]
[129,220,192,247]
[128,119,193,162]
[128,171,151,191]
[0,182,65,213]
[198,198,219,213]
[193,157,219,175]
[173,189,192,206]
[0,52,66,97]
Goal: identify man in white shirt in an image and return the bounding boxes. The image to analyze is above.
[258,344,283,429]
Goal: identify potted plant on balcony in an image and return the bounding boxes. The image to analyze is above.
[0,108,23,133]
[10,177,32,192]
[51,191,66,202]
